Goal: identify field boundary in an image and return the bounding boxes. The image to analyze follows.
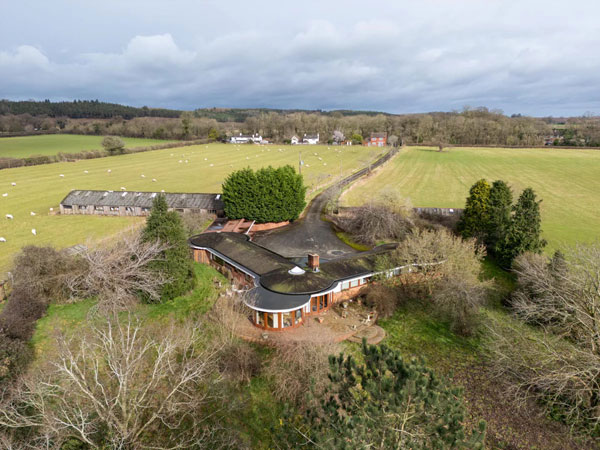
[0,137,211,170]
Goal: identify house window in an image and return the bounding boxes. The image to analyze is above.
[109,206,118,212]
[63,205,72,209]
[350,279,359,288]
[126,207,134,213]
[256,312,264,327]
[295,309,302,325]
[282,312,293,328]
[341,281,351,290]
[212,255,224,266]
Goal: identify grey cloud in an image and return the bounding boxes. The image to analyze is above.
[1,1,600,115]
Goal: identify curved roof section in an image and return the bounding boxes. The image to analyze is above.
[188,232,295,277]
[246,286,310,312]
[259,243,398,295]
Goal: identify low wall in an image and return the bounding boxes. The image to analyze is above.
[250,221,289,233]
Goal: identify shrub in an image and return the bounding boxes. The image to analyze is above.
[101,135,125,154]
[0,333,32,384]
[360,283,400,319]
[218,341,261,384]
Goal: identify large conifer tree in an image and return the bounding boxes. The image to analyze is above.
[278,340,486,449]
[142,194,196,302]
[457,179,491,240]
[499,187,546,266]
[486,180,513,253]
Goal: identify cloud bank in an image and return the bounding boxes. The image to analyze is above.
[1,0,599,116]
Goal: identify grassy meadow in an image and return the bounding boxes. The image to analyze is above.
[0,142,384,275]
[342,146,600,250]
[0,134,171,158]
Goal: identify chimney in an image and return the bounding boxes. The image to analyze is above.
[308,253,320,272]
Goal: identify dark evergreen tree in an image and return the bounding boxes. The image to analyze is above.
[277,340,486,449]
[457,179,491,240]
[499,187,546,266]
[142,194,196,302]
[222,165,306,223]
[486,180,513,253]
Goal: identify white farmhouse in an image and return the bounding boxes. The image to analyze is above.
[302,133,319,145]
[230,133,263,144]
[290,135,300,145]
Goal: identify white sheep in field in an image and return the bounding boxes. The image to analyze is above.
[107,169,112,173]
[152,178,157,182]
[121,187,126,191]
[11,182,16,186]
[6,214,13,219]
[59,174,65,177]
[30,212,36,216]
[84,170,89,174]
[2,193,7,197]
[31,229,36,236]
[141,174,145,178]
[0,237,6,242]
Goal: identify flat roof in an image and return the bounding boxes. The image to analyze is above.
[188,232,296,277]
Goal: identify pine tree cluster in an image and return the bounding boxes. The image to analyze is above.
[458,179,546,267]
[222,165,307,223]
[277,339,486,449]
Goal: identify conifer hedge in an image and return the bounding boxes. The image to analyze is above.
[222,165,306,223]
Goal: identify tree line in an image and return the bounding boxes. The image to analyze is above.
[3,101,600,147]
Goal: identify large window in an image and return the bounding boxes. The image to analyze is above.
[295,309,302,325]
[256,311,264,327]
[282,312,293,328]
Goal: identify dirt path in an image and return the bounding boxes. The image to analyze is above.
[252,148,398,258]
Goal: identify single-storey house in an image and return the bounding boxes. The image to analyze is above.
[230,133,263,144]
[367,132,387,147]
[290,135,300,145]
[189,232,428,332]
[60,190,225,217]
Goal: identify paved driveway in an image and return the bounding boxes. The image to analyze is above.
[252,148,397,259]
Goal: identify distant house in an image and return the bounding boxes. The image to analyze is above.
[60,190,225,217]
[230,133,263,144]
[302,133,319,145]
[367,132,387,147]
[290,135,300,145]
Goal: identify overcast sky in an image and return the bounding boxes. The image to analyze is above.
[1,0,599,116]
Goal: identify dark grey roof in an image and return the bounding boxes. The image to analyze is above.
[259,243,398,295]
[188,232,296,276]
[247,286,310,311]
[303,134,319,140]
[370,132,387,138]
[60,190,224,210]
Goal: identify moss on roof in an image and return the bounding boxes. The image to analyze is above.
[188,232,295,276]
[259,243,398,295]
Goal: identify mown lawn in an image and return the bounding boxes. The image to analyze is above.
[0,143,384,275]
[0,134,171,158]
[342,146,600,250]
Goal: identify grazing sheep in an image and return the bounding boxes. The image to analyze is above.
[2,193,7,197]
[11,182,16,186]
[6,214,13,219]
[0,237,6,242]
[31,229,36,236]
[59,174,65,177]
[30,212,36,216]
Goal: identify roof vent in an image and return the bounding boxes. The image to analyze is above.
[288,266,305,275]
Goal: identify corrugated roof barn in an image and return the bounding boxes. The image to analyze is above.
[60,190,225,217]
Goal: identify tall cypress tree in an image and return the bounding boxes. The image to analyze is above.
[499,187,546,266]
[457,179,491,240]
[142,194,196,302]
[486,180,513,254]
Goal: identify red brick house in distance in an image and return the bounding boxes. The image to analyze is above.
[367,132,387,147]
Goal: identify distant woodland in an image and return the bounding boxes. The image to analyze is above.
[2,99,600,147]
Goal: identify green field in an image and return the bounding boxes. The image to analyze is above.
[0,143,384,275]
[0,134,171,158]
[342,146,600,250]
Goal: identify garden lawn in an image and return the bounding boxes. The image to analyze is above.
[0,143,384,275]
[342,146,600,250]
[0,134,171,158]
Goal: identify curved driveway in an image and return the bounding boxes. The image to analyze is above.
[252,148,397,259]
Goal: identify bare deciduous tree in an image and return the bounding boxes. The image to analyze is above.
[489,244,600,430]
[67,232,170,313]
[0,316,236,449]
